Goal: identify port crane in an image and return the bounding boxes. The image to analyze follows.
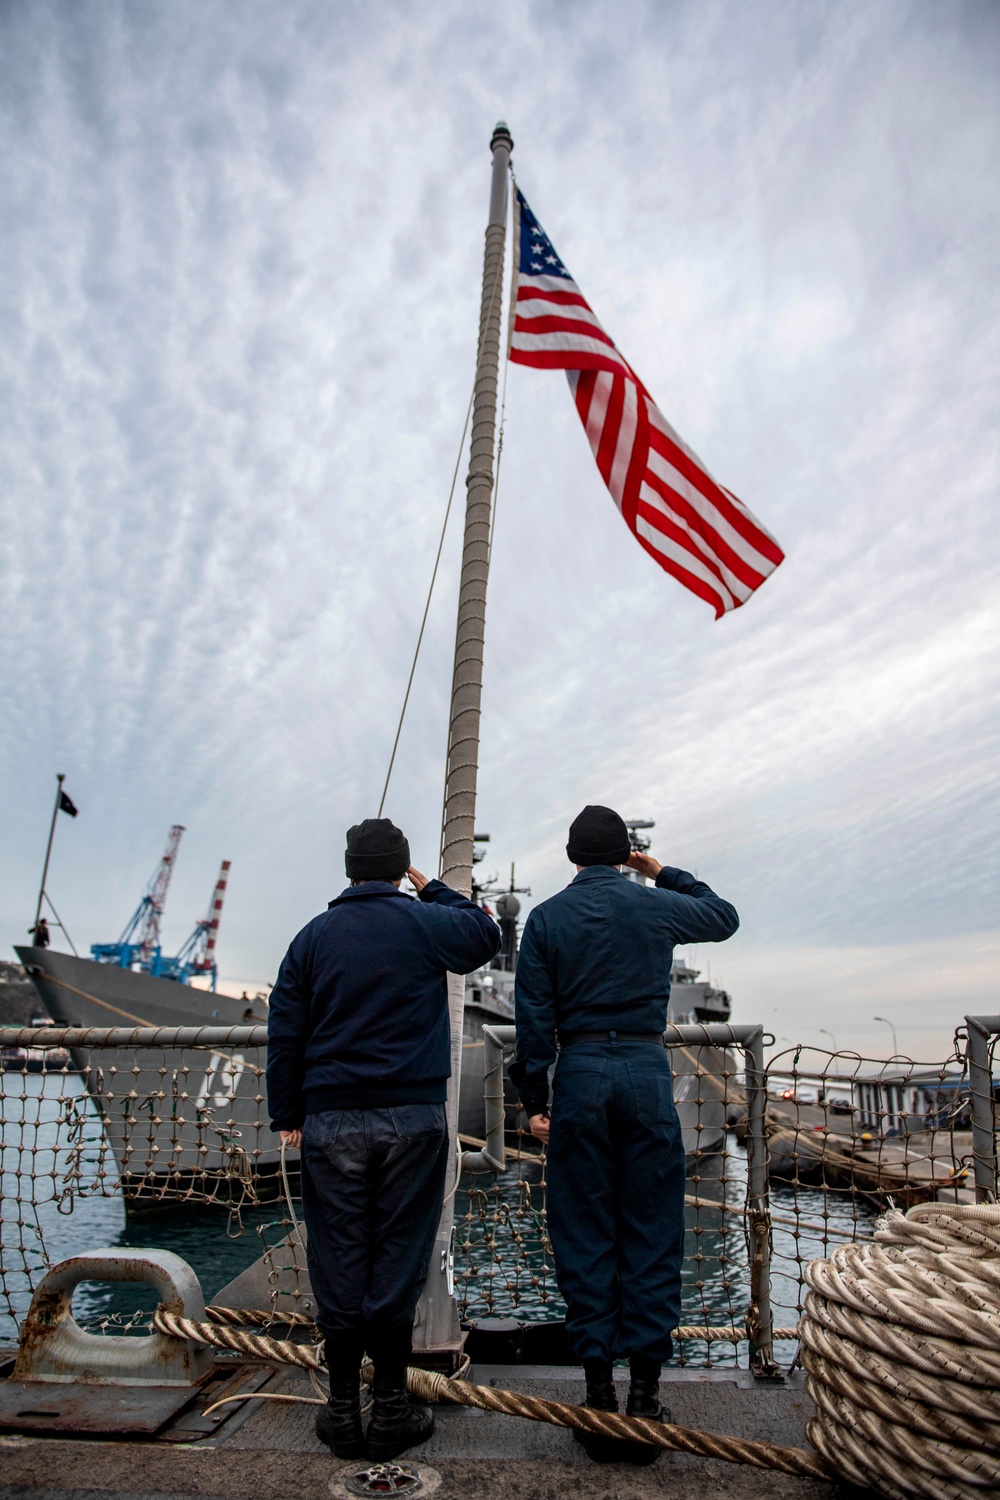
[91,825,185,974]
[91,829,231,989]
[157,860,231,990]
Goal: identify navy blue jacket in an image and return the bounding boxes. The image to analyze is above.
[267,879,500,1130]
[511,865,739,1116]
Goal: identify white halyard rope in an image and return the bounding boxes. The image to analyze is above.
[801,1202,1000,1498]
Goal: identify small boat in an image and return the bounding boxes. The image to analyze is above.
[1,1040,72,1073]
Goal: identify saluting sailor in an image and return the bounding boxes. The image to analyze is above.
[510,805,739,1463]
[267,818,500,1462]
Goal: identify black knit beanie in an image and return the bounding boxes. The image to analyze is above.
[345,818,411,882]
[566,805,631,867]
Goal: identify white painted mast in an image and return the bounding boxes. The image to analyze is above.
[413,120,513,1361]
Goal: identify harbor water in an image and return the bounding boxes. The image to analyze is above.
[1,1068,875,1354]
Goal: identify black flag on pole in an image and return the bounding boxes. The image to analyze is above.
[59,790,78,818]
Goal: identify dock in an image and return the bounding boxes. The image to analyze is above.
[0,1357,866,1499]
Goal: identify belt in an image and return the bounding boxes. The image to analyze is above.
[558,1030,664,1047]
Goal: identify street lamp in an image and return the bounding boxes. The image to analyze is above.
[873,1016,899,1057]
[819,1028,838,1052]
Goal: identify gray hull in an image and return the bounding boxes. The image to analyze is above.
[18,948,732,1198]
[15,947,276,1206]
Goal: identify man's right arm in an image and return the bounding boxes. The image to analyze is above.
[266,937,311,1133]
[418,879,501,971]
[628,851,739,942]
[654,865,739,943]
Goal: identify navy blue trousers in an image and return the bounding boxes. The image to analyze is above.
[301,1103,449,1339]
[545,1040,685,1364]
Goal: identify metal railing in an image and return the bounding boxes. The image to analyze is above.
[1,1015,996,1372]
[461,1022,779,1376]
[964,1014,999,1202]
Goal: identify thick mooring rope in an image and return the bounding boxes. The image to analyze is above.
[200,1301,800,1344]
[800,1202,1000,1500]
[151,1306,826,1478]
[154,1206,1000,1494]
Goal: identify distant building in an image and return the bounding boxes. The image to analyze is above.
[854,1069,988,1134]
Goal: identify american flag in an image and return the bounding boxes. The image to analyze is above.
[508,189,784,616]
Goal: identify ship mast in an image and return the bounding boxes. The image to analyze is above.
[414,121,513,1362]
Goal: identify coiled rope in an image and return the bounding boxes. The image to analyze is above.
[801,1202,1000,1499]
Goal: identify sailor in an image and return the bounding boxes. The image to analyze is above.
[267,818,499,1461]
[29,917,50,949]
[510,805,739,1463]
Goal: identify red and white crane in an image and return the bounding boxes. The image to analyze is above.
[169,859,232,989]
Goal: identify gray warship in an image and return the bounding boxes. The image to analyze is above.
[17,823,736,1199]
[459,836,736,1165]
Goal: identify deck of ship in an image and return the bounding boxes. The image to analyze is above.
[0,1359,872,1499]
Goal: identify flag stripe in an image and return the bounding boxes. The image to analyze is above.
[511,328,632,368]
[511,344,632,377]
[517,285,593,311]
[509,189,784,614]
[609,378,639,503]
[637,491,756,600]
[513,311,616,346]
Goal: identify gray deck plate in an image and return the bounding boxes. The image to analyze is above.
[0,1380,196,1434]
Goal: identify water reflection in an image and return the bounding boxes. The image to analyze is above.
[2,1074,876,1364]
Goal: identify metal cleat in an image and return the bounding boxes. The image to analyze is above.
[0,1249,212,1434]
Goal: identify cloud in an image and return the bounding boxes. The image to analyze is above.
[1,0,997,1061]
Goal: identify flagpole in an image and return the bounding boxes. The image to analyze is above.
[414,120,512,1363]
[439,120,512,891]
[33,774,65,936]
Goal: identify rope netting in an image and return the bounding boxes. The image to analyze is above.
[760,1036,980,1339]
[0,1016,993,1381]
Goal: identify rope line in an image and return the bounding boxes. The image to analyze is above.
[199,1302,799,1344]
[150,1307,826,1478]
[377,382,475,819]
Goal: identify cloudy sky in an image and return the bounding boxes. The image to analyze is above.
[2,0,997,1061]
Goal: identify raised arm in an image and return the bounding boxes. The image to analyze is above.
[416,877,501,972]
[627,851,739,944]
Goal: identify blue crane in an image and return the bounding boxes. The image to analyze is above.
[91,825,185,977]
[91,832,231,990]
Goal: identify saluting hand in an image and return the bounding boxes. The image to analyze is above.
[528,1113,550,1143]
[407,865,431,893]
[626,851,663,880]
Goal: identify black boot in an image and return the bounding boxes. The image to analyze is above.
[316,1333,365,1459]
[619,1355,670,1467]
[365,1322,434,1462]
[574,1359,625,1464]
